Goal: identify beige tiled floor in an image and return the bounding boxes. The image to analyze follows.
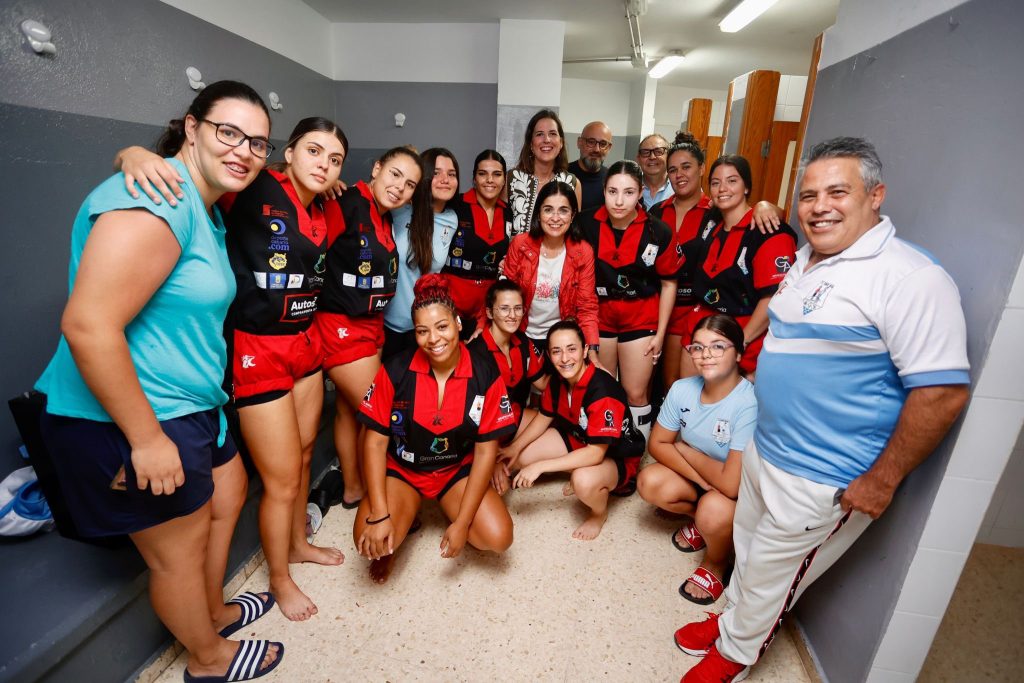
[148,475,812,682]
[919,543,1024,683]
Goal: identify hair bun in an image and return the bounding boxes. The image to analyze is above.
[674,130,699,146]
[414,273,449,297]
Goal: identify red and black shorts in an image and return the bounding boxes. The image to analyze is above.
[598,296,659,342]
[681,304,764,375]
[668,302,699,337]
[316,311,385,369]
[385,454,474,500]
[232,328,322,407]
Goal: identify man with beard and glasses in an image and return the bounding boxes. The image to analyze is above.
[569,121,613,211]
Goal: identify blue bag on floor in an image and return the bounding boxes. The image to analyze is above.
[0,465,55,536]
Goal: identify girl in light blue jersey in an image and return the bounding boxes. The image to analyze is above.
[638,313,757,605]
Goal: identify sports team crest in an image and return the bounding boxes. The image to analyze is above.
[803,281,834,315]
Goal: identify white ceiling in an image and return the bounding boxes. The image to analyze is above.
[301,0,839,89]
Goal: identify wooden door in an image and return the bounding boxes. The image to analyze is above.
[761,121,800,215]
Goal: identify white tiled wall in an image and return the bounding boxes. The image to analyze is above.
[869,251,1024,680]
[774,74,808,122]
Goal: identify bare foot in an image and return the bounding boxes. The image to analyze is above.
[572,512,607,541]
[186,640,281,678]
[289,541,345,566]
[211,592,272,633]
[369,553,397,584]
[270,576,317,621]
[562,481,575,497]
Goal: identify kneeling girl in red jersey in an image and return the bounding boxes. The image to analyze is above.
[500,320,644,540]
[354,274,517,583]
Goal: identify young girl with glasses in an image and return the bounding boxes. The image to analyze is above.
[637,314,757,606]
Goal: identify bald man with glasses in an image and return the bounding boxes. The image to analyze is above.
[569,121,614,210]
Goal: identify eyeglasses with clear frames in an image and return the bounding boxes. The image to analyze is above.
[638,147,668,158]
[199,119,275,158]
[581,137,611,151]
[685,341,735,357]
[496,305,525,316]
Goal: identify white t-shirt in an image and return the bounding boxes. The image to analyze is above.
[526,249,566,340]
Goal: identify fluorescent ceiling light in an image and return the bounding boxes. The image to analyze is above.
[649,54,685,79]
[719,0,780,33]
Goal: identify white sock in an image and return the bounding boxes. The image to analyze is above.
[629,404,652,445]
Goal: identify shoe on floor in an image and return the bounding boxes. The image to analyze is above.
[680,644,749,683]
[184,640,284,682]
[674,611,720,656]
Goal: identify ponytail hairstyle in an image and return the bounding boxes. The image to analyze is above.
[267,116,348,173]
[474,148,507,181]
[408,148,459,273]
[411,273,457,321]
[155,80,270,157]
[485,279,524,311]
[546,318,586,348]
[604,159,644,189]
[669,131,706,167]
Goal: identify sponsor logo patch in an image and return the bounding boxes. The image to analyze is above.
[268,273,287,290]
[269,253,287,270]
[468,395,485,426]
[287,274,304,288]
[241,354,256,369]
[802,281,834,315]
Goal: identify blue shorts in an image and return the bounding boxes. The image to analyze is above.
[39,409,237,537]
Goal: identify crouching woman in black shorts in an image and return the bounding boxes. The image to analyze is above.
[501,319,644,541]
[354,274,517,583]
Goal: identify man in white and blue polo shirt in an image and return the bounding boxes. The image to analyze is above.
[675,137,970,683]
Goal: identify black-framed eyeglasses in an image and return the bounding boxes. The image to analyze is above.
[639,147,668,158]
[685,342,735,357]
[581,137,611,151]
[199,119,275,158]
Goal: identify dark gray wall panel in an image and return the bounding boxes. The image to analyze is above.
[793,1,1024,681]
[336,82,498,190]
[0,0,334,133]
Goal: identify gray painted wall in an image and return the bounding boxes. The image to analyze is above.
[793,2,1024,680]
[335,81,497,189]
[0,0,335,473]
[723,97,744,154]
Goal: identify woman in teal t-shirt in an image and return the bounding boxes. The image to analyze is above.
[35,82,283,681]
[638,313,757,606]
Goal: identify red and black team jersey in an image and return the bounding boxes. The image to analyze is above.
[692,208,797,316]
[540,364,644,460]
[219,169,327,334]
[358,344,518,471]
[578,206,680,300]
[319,181,399,317]
[467,326,544,422]
[444,189,511,280]
[650,194,716,308]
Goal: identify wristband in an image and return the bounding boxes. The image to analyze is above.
[366,513,391,525]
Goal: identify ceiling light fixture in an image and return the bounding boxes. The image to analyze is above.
[719,0,780,33]
[648,53,685,79]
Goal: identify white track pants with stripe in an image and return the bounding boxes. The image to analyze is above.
[717,441,873,666]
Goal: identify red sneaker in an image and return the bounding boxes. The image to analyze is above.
[681,645,750,683]
[674,612,720,656]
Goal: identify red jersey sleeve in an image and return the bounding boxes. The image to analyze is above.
[752,232,798,293]
[539,383,556,417]
[585,395,628,445]
[476,377,518,442]
[356,365,395,435]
